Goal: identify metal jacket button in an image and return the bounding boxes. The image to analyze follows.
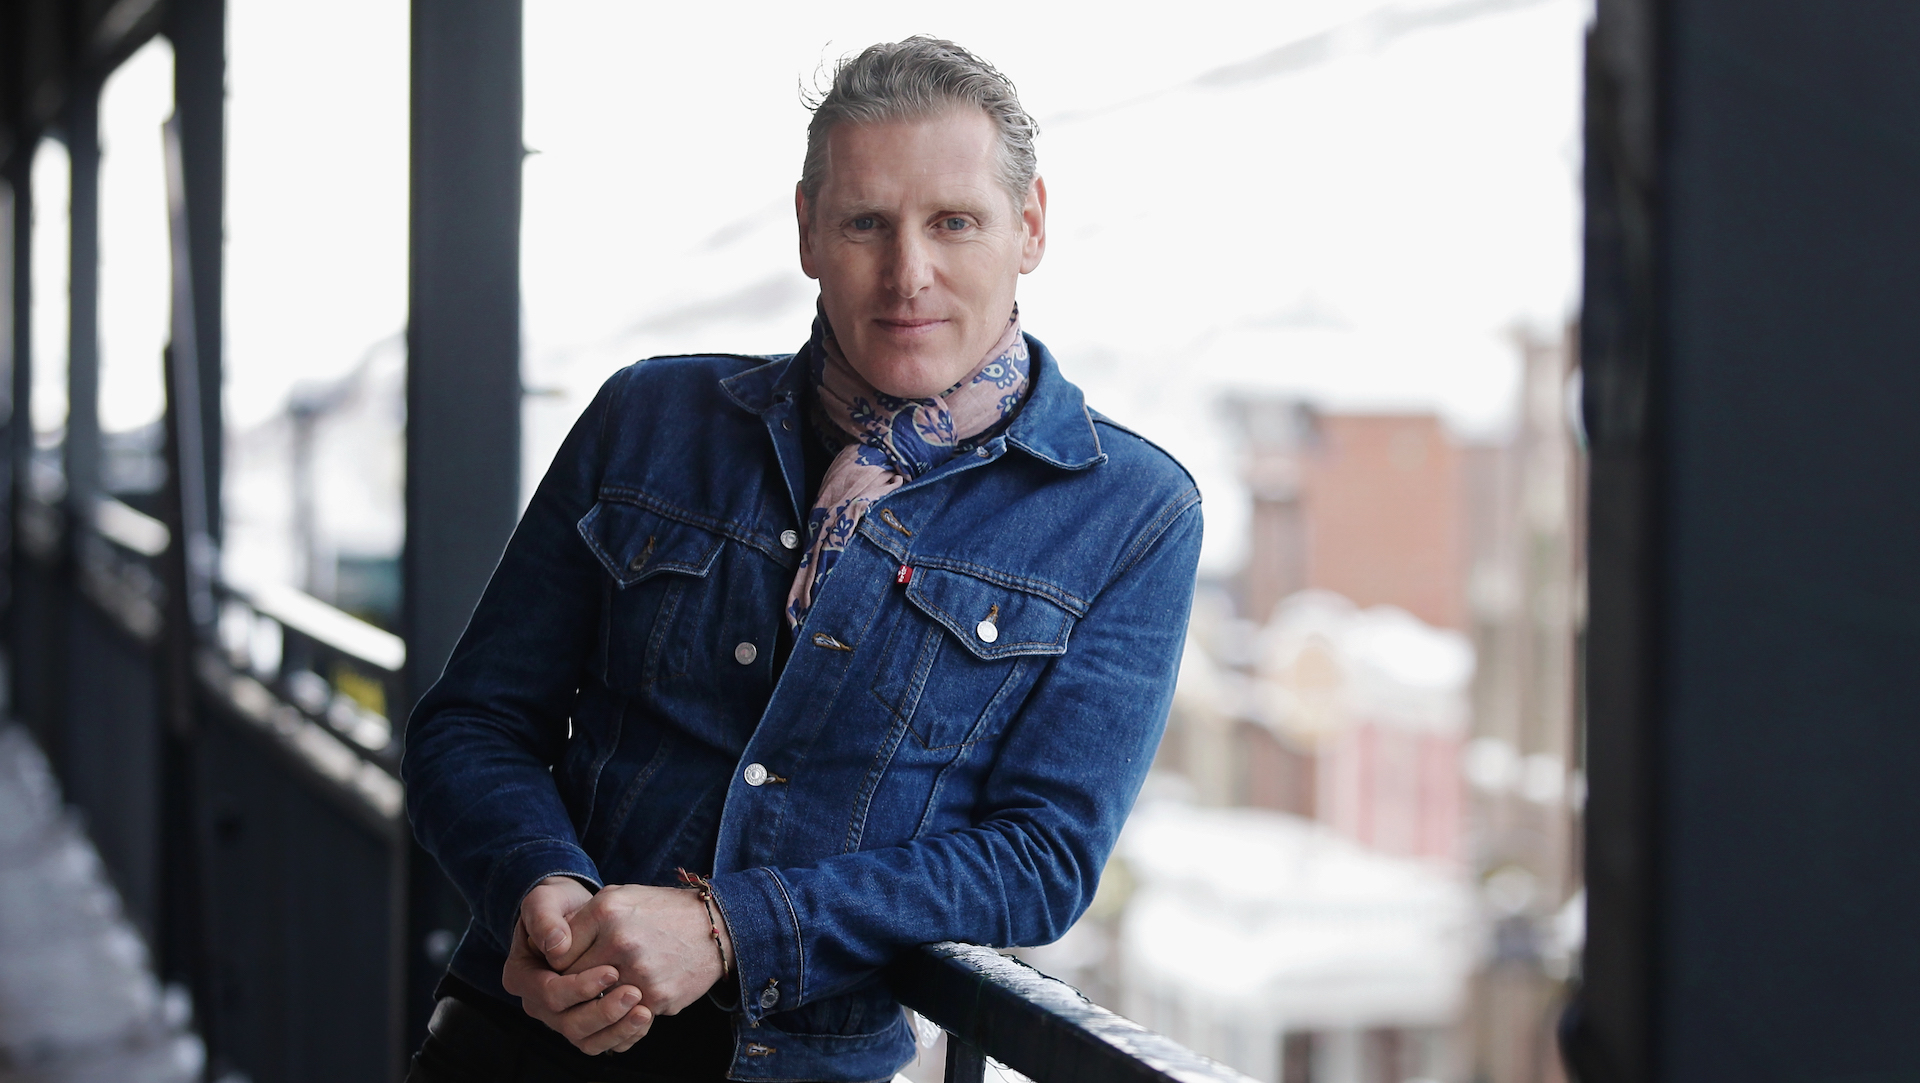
[976,620,999,644]
[779,529,799,550]
[759,981,780,1009]
[744,763,769,786]
[734,642,758,665]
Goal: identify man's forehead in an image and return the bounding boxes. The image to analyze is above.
[816,110,1005,204]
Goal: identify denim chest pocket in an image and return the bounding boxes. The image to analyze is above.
[578,500,725,690]
[872,565,1077,750]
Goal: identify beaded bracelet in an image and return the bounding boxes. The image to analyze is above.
[675,868,731,976]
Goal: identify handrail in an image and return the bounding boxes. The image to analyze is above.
[242,580,406,672]
[890,942,1257,1083]
[199,580,408,828]
[92,497,171,557]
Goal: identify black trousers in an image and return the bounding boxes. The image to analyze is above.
[406,978,733,1083]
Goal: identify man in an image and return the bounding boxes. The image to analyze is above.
[404,37,1201,1083]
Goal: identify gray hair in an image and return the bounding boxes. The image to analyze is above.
[801,37,1039,214]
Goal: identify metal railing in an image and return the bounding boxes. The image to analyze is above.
[894,943,1256,1083]
[207,576,406,825]
[55,494,413,1077]
[82,496,407,827]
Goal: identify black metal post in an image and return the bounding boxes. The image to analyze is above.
[1565,2,1662,1078]
[167,0,224,535]
[5,160,28,714]
[405,0,523,1057]
[945,1036,988,1083]
[62,79,97,517]
[1570,2,1920,1080]
[156,108,222,1068]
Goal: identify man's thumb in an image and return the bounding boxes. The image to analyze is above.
[524,902,571,960]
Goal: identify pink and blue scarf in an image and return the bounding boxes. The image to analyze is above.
[786,307,1030,627]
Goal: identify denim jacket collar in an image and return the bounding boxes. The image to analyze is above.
[717,332,1106,471]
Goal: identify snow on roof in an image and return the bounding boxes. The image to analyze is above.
[1237,591,1475,738]
[1118,799,1475,1028]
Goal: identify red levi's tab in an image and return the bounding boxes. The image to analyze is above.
[896,565,914,586]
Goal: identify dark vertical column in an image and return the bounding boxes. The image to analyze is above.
[56,81,101,822]
[168,0,224,537]
[157,2,228,1066]
[405,0,522,1054]
[63,81,98,513]
[1565,1,1662,1079]
[5,164,29,708]
[1570,2,1920,1081]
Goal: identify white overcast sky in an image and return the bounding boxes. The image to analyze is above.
[207,0,1588,574]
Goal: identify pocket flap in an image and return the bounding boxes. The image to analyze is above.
[905,566,1075,660]
[578,501,724,588]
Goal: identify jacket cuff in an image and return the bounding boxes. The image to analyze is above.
[707,867,804,1023]
[483,839,603,951]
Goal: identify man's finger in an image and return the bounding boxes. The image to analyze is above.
[553,984,644,1044]
[501,921,562,1004]
[583,1002,655,1055]
[524,965,621,1017]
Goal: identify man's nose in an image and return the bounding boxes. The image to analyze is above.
[883,230,934,298]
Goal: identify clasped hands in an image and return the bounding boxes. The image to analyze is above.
[501,876,734,1055]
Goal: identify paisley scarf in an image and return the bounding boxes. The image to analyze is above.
[785,306,1030,627]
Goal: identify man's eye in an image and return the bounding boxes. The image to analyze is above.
[852,216,877,230]
[942,217,969,231]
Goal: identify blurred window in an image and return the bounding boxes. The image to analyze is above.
[97,38,176,496]
[223,0,408,602]
[30,137,69,475]
[226,0,408,431]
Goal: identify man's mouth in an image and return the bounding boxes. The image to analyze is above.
[874,317,948,336]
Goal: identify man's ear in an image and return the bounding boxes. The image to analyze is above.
[796,184,820,280]
[1019,176,1048,275]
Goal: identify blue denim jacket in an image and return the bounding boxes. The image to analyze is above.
[404,334,1202,1082]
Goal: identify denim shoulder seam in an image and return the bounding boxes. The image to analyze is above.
[1114,487,1202,578]
[1088,408,1200,490]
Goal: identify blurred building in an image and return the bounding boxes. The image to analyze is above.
[1065,330,1585,1083]
[1456,327,1584,1083]
[1229,404,1467,632]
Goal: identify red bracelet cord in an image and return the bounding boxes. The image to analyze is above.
[675,868,731,976]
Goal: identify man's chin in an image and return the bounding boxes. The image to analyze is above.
[847,349,966,400]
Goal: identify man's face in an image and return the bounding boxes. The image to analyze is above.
[798,107,1047,399]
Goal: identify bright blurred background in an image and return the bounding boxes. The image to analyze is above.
[41,2,1593,1080]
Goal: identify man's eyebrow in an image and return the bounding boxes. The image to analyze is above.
[930,199,999,218]
[825,193,1007,222]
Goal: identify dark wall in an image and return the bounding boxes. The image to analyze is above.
[1577,2,1920,1080]
[63,601,162,936]
[1657,3,1920,1079]
[199,706,401,1083]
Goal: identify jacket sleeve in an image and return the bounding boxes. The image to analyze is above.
[707,489,1202,1019]
[401,372,621,953]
